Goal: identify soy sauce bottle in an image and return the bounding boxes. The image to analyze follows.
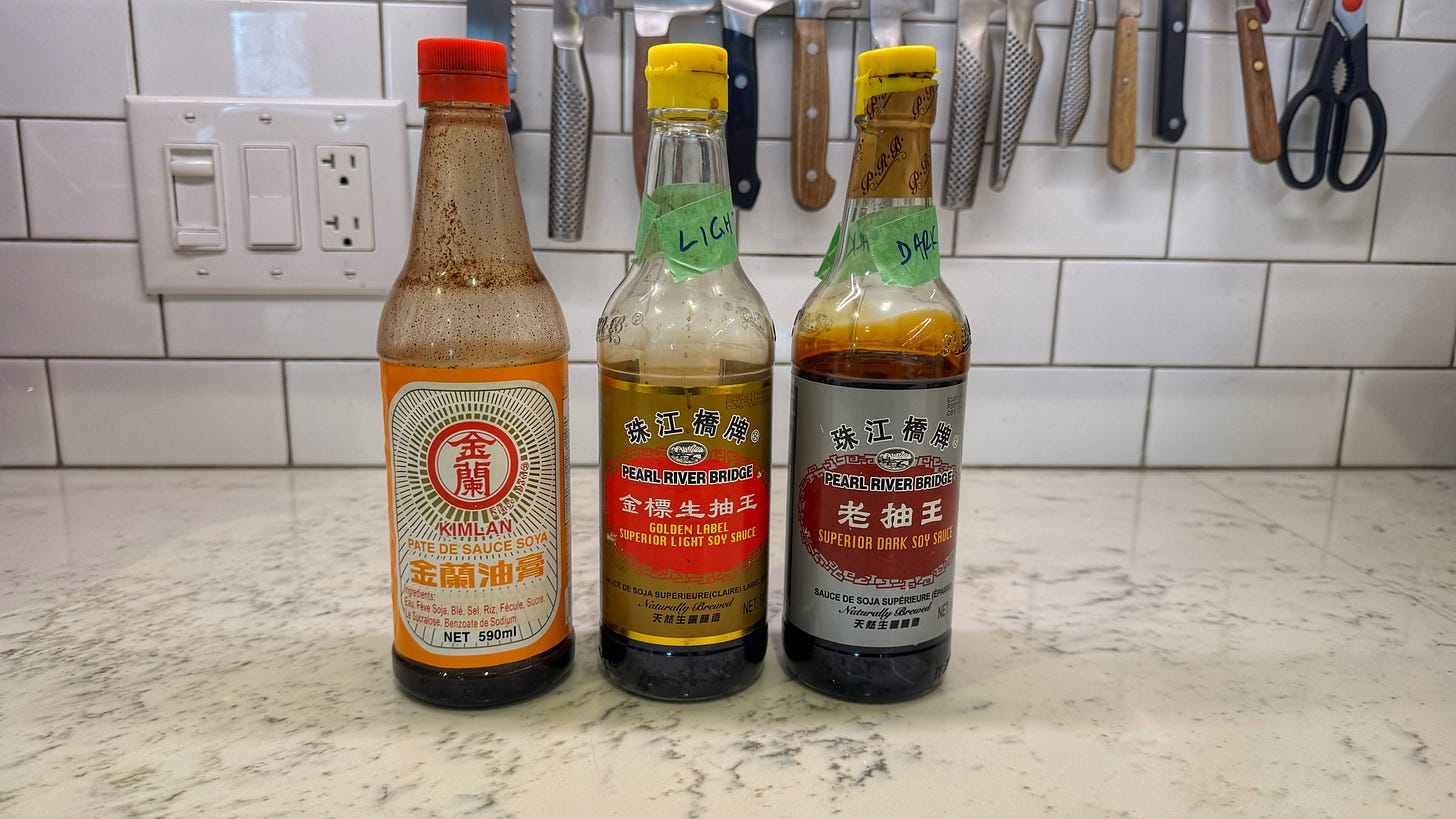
[782,46,970,702]
[378,38,573,707]
[597,44,774,700]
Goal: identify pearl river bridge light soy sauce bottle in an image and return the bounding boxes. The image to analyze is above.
[597,44,774,701]
[378,38,573,707]
[783,46,970,703]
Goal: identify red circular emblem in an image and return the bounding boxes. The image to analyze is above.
[426,420,520,510]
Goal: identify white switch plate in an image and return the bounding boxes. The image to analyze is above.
[126,96,409,294]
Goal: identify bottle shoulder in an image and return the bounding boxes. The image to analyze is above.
[793,273,970,374]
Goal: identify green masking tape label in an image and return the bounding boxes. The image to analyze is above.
[629,183,738,282]
[814,206,938,287]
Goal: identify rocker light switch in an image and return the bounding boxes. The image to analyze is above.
[243,145,300,249]
[166,144,225,250]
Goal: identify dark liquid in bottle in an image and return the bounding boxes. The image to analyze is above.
[393,638,574,709]
[600,623,767,701]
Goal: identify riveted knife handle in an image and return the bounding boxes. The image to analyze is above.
[550,45,593,242]
[1236,7,1281,164]
[943,31,992,208]
[724,28,761,209]
[792,17,835,211]
[1155,0,1188,142]
[633,33,669,194]
[1057,0,1096,147]
[1107,15,1139,172]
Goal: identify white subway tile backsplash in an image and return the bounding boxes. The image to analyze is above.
[1341,370,1456,467]
[1371,156,1456,264]
[1168,150,1379,261]
[956,146,1175,258]
[1402,0,1456,40]
[1145,369,1349,466]
[19,120,136,241]
[772,364,790,466]
[962,367,1150,466]
[1260,264,1456,367]
[0,0,135,118]
[49,360,288,465]
[739,255,819,362]
[0,243,163,358]
[536,251,627,360]
[1055,260,1266,365]
[382,2,466,128]
[0,121,24,239]
[132,0,383,99]
[944,258,1058,366]
[0,360,57,466]
[1179,34,1294,151]
[568,362,600,466]
[514,132,639,252]
[1188,0,1399,38]
[164,296,384,359]
[285,361,384,465]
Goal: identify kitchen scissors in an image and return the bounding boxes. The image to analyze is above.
[1277,0,1386,191]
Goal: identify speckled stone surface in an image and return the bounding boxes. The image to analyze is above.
[1,468,1453,818]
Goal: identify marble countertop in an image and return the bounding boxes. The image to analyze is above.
[1,468,1452,818]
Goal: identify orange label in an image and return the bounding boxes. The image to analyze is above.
[382,358,570,670]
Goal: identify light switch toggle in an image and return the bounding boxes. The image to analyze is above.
[166,144,226,251]
[243,145,300,249]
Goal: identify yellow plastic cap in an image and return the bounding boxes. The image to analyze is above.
[645,43,728,113]
[854,45,939,115]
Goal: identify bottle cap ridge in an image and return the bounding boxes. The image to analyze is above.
[645,44,728,115]
[854,45,938,116]
[418,37,510,106]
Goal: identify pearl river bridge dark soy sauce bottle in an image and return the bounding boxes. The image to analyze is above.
[597,44,775,701]
[782,46,971,703]
[378,38,573,707]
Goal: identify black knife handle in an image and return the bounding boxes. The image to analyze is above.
[1156,0,1188,143]
[723,28,761,210]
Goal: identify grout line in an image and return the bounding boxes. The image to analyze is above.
[1139,368,1157,467]
[126,0,142,96]
[280,360,295,467]
[43,358,63,466]
[12,119,31,239]
[1252,262,1272,366]
[1163,148,1180,258]
[376,2,388,100]
[1334,368,1355,466]
[158,294,170,358]
[1364,156,1389,263]
[1047,259,1064,365]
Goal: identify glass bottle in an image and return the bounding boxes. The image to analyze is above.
[378,38,573,708]
[782,46,970,703]
[597,44,774,701]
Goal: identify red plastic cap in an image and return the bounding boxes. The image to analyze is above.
[418,37,509,105]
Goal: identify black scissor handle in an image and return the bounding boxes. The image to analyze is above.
[1328,28,1387,193]
[1278,83,1336,190]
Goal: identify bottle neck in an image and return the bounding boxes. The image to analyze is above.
[409,102,534,272]
[841,87,937,225]
[643,110,731,197]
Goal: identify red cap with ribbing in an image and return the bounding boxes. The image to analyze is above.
[418,38,509,105]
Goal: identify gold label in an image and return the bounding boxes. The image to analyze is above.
[850,86,938,199]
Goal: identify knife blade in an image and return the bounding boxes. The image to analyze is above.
[1107,0,1142,172]
[992,0,1047,191]
[1235,0,1280,163]
[941,0,997,208]
[792,0,858,211]
[722,0,783,209]
[1056,0,1096,147]
[467,0,522,132]
[1156,0,1189,142]
[549,0,614,241]
[869,0,934,49]
[632,0,718,193]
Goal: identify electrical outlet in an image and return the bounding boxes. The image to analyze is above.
[317,145,375,251]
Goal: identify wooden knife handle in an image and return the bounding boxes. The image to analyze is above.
[792,17,836,211]
[1107,14,1139,172]
[1236,8,1282,164]
[633,33,669,195]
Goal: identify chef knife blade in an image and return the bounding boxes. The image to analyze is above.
[792,0,859,211]
[467,0,522,132]
[632,0,718,193]
[723,0,783,209]
[869,0,934,49]
[549,0,614,241]
[942,0,997,208]
[1056,0,1096,147]
[992,0,1047,191]
[1156,0,1189,142]
[1107,0,1142,172]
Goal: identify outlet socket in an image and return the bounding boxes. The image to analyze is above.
[317,145,375,251]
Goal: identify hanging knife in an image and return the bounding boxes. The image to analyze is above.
[941,0,997,208]
[992,0,1047,191]
[1056,0,1096,147]
[632,0,718,193]
[467,0,522,132]
[549,0,614,241]
[722,0,783,209]
[1235,0,1280,163]
[869,0,934,48]
[792,0,859,211]
[1107,0,1141,171]
[1156,0,1189,142]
